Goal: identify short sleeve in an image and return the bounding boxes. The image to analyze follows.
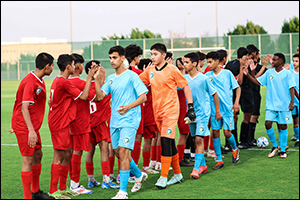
[101,78,111,96]
[205,78,216,96]
[22,81,36,104]
[229,71,239,90]
[287,71,297,89]
[173,67,189,88]
[139,68,150,85]
[257,71,268,86]
[64,80,82,100]
[133,73,148,96]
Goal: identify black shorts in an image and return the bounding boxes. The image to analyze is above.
[240,89,254,113]
[251,93,261,116]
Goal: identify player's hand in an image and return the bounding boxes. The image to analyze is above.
[285,63,290,70]
[262,56,269,66]
[215,111,222,121]
[176,59,184,70]
[242,65,249,76]
[117,105,130,115]
[249,59,257,71]
[231,103,239,114]
[289,102,294,111]
[184,103,196,124]
[266,54,273,64]
[28,130,38,148]
[8,129,14,134]
[88,62,98,77]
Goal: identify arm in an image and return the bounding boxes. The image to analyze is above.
[243,67,260,86]
[183,84,196,123]
[22,102,38,148]
[232,86,241,114]
[295,88,299,100]
[78,66,97,101]
[212,92,222,121]
[117,93,147,115]
[236,60,247,85]
[183,84,193,104]
[255,56,269,78]
[93,64,106,102]
[289,87,295,111]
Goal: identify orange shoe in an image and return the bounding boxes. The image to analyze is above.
[213,161,224,170]
[232,148,239,164]
[190,168,199,179]
[198,166,208,174]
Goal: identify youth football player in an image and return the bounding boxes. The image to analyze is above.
[10,52,55,199]
[205,51,241,170]
[243,53,296,158]
[139,43,196,189]
[291,54,299,147]
[181,52,222,179]
[94,45,148,199]
[47,54,97,199]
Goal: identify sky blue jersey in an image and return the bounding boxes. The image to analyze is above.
[291,69,299,107]
[183,73,216,121]
[101,70,148,129]
[205,69,239,117]
[257,68,296,111]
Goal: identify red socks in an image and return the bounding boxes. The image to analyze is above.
[21,171,33,199]
[49,164,61,194]
[31,164,41,193]
[131,141,141,164]
[177,144,185,162]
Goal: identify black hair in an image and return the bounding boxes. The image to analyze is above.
[71,53,85,64]
[293,53,299,59]
[206,51,220,61]
[165,52,173,60]
[184,52,199,66]
[237,47,249,59]
[195,51,206,61]
[150,43,167,54]
[274,53,286,64]
[137,58,152,71]
[175,57,184,68]
[125,44,143,63]
[246,44,259,55]
[85,60,100,75]
[216,49,228,62]
[57,54,75,72]
[35,52,54,70]
[109,45,125,56]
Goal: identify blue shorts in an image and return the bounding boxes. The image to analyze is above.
[211,115,234,131]
[292,105,299,116]
[189,119,210,137]
[265,110,293,124]
[110,127,137,150]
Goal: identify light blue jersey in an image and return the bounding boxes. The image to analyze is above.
[183,73,216,122]
[101,70,148,129]
[291,69,299,107]
[257,68,296,111]
[205,69,239,117]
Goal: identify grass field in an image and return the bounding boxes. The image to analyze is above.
[1,80,299,199]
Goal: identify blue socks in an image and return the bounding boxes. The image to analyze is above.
[200,153,206,167]
[119,170,130,193]
[194,153,202,170]
[226,134,237,150]
[212,137,223,161]
[279,129,288,152]
[266,127,278,148]
[130,159,142,179]
[294,126,299,140]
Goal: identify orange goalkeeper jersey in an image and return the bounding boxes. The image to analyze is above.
[139,63,189,121]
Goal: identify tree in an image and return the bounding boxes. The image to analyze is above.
[101,28,161,40]
[226,20,267,35]
[281,16,299,33]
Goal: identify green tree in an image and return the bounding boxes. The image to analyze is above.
[227,20,268,35]
[101,28,161,40]
[281,16,299,33]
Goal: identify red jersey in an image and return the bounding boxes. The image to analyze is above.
[204,65,224,74]
[48,76,82,133]
[11,72,46,133]
[130,66,143,75]
[144,85,156,126]
[177,89,187,113]
[68,77,96,135]
[89,81,111,128]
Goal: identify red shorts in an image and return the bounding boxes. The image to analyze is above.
[70,133,91,152]
[143,124,158,139]
[136,116,144,135]
[15,130,42,156]
[90,121,111,145]
[51,126,71,151]
[177,109,190,134]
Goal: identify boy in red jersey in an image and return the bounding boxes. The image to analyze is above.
[84,60,120,189]
[47,54,98,199]
[10,52,55,199]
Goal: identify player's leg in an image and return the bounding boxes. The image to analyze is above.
[109,144,118,182]
[292,106,299,147]
[277,111,293,158]
[149,134,158,169]
[265,110,279,158]
[249,93,261,146]
[210,117,224,170]
[142,126,159,174]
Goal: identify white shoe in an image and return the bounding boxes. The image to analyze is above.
[155,162,161,170]
[70,185,93,194]
[111,190,128,199]
[142,167,159,174]
[207,149,217,158]
[131,172,148,193]
[149,160,157,169]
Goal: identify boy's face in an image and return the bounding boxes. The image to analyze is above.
[293,57,299,69]
[183,57,196,73]
[134,55,141,65]
[271,55,283,68]
[76,63,84,74]
[207,58,219,71]
[198,59,205,68]
[109,52,125,69]
[151,49,166,66]
[68,61,75,75]
[45,63,54,75]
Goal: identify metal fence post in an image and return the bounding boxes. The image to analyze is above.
[199,37,202,48]
[228,35,231,61]
[143,39,146,58]
[289,33,292,63]
[17,60,20,80]
[258,34,261,63]
[91,41,93,60]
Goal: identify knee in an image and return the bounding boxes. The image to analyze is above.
[265,122,272,130]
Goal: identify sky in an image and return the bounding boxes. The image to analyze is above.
[1,1,299,43]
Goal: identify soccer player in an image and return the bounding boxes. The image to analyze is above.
[285,45,299,71]
[83,60,120,189]
[195,51,206,73]
[139,43,196,189]
[243,53,296,158]
[205,51,241,170]
[10,52,55,199]
[181,52,221,179]
[47,54,97,199]
[94,45,148,199]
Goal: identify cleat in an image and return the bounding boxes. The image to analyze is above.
[249,139,257,146]
[277,146,289,155]
[190,168,199,179]
[142,167,159,174]
[291,135,297,141]
[70,185,93,194]
[207,149,217,158]
[224,145,232,152]
[155,176,167,189]
[111,190,128,199]
[109,174,117,183]
[101,181,120,189]
[59,188,79,197]
[32,190,55,199]
[166,173,184,185]
[293,141,299,147]
[179,158,193,167]
[238,143,250,149]
[128,176,135,183]
[268,147,278,158]
[213,161,224,170]
[204,150,208,157]
[232,148,239,164]
[48,191,70,199]
[116,174,120,184]
[198,166,208,174]
[189,156,195,162]
[87,180,101,188]
[131,172,148,193]
[149,160,157,169]
[279,151,287,159]
[155,162,161,170]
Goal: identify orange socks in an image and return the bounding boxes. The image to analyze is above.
[160,156,172,177]
[171,153,181,174]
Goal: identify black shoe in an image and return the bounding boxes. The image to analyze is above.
[293,141,299,147]
[179,158,193,167]
[221,147,228,154]
[213,161,224,170]
[224,145,232,152]
[238,143,250,149]
[248,139,257,146]
[189,157,195,162]
[32,190,55,199]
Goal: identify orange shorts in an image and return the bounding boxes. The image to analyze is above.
[70,133,91,152]
[156,119,178,139]
[15,130,42,156]
[90,121,111,145]
[143,124,158,139]
[51,126,71,151]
